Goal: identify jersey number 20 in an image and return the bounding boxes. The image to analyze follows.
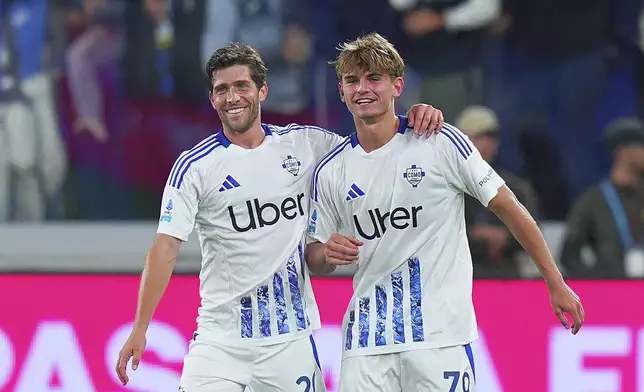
[296,373,316,392]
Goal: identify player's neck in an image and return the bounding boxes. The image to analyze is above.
[354,113,399,153]
[223,122,266,149]
[611,162,641,189]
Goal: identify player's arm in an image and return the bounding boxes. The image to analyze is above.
[134,163,200,331]
[486,187,584,333]
[133,233,181,333]
[305,167,360,274]
[487,186,562,283]
[438,125,558,280]
[116,156,200,385]
[305,242,335,275]
[437,124,584,333]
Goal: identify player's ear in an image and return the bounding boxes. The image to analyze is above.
[208,90,216,110]
[338,83,345,102]
[259,83,268,102]
[392,76,404,98]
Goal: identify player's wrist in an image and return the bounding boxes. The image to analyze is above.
[132,321,150,334]
[309,262,337,275]
[543,270,565,289]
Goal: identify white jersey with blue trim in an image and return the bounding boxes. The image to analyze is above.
[308,117,505,358]
[157,123,344,346]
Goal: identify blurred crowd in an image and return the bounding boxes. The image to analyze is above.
[1,0,643,278]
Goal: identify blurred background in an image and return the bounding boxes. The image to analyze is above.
[1,0,644,391]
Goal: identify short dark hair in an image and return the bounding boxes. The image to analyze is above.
[605,117,644,154]
[205,43,268,92]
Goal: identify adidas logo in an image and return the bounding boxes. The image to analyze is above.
[346,183,365,201]
[219,175,241,192]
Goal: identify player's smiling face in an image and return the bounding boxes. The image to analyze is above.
[210,65,267,134]
[339,68,403,121]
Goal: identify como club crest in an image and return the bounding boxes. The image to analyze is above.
[403,164,425,187]
[282,155,302,176]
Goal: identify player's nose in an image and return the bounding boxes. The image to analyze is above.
[226,90,240,103]
[356,78,370,93]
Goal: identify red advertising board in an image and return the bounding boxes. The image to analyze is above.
[0,276,642,392]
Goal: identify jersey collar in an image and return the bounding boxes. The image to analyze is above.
[350,115,409,148]
[214,124,273,148]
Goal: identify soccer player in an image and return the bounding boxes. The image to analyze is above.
[305,33,585,391]
[114,42,445,392]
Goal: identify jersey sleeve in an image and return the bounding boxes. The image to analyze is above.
[302,125,346,161]
[157,153,201,241]
[307,167,342,244]
[437,124,505,207]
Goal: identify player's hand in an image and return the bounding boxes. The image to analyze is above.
[403,9,444,38]
[115,329,147,386]
[548,281,584,335]
[324,233,363,265]
[74,116,109,142]
[407,104,444,137]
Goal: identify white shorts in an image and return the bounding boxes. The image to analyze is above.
[339,344,476,392]
[179,333,326,392]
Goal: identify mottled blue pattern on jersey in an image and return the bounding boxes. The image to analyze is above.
[287,256,307,330]
[392,271,406,344]
[257,285,271,337]
[273,271,290,335]
[409,257,425,342]
[297,240,311,326]
[358,297,370,348]
[240,296,253,338]
[375,285,387,346]
[346,310,355,350]
[298,240,305,278]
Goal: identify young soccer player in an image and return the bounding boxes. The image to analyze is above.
[306,33,584,391]
[114,42,445,392]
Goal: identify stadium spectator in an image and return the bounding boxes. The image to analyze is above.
[560,117,644,278]
[394,0,501,122]
[514,115,571,220]
[0,0,67,221]
[489,0,613,202]
[220,0,314,119]
[312,0,404,133]
[122,0,205,102]
[65,0,123,142]
[456,106,539,277]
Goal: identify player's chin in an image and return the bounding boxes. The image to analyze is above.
[225,114,252,132]
[356,110,385,121]
[224,117,252,133]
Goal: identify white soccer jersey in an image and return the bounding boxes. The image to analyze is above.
[157,123,344,346]
[309,117,505,358]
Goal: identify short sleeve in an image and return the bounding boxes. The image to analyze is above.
[301,125,346,161]
[438,124,505,206]
[157,154,200,241]
[307,168,341,244]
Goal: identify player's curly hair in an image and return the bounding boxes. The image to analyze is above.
[205,43,268,92]
[332,33,405,80]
